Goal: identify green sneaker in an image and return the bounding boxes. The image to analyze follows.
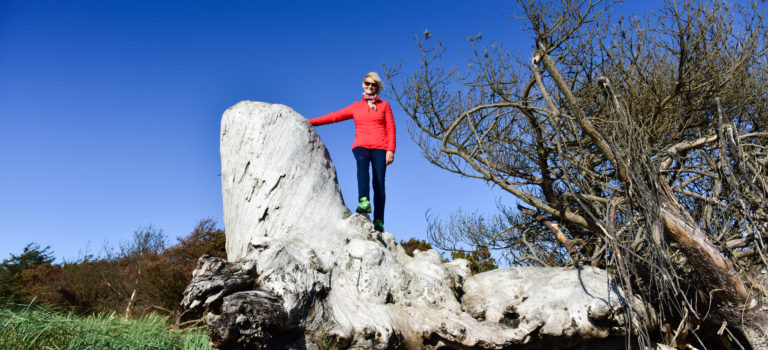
[356,197,371,214]
[373,219,384,232]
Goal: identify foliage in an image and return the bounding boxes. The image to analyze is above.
[400,237,497,273]
[0,300,211,350]
[0,243,54,302]
[384,0,768,347]
[399,238,433,257]
[6,219,226,325]
[1,243,55,272]
[450,245,498,275]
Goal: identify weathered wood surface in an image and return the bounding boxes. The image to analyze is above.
[182,101,654,349]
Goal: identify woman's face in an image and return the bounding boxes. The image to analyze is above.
[363,78,379,95]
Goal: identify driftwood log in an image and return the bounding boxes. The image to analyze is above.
[181,101,655,349]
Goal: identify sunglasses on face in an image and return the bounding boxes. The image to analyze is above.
[364,81,378,87]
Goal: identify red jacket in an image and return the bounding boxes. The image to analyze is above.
[309,95,396,152]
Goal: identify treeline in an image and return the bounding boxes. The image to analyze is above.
[0,219,225,326]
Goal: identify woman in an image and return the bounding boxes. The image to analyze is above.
[309,72,395,232]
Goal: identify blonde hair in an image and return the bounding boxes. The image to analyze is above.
[363,72,384,92]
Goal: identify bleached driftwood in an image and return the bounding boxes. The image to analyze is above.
[182,101,654,349]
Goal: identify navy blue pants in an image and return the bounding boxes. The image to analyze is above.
[352,147,386,222]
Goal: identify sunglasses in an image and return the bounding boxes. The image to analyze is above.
[364,81,378,87]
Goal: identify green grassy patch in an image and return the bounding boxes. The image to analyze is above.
[0,302,211,350]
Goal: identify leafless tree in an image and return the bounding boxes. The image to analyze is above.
[384,0,768,347]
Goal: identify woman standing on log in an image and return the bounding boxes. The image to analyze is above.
[309,72,395,232]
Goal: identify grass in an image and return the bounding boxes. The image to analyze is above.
[0,302,212,350]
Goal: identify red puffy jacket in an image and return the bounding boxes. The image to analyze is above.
[309,95,396,152]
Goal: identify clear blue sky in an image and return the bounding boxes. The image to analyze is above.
[0,0,657,261]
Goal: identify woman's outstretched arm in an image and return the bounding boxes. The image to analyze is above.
[309,104,354,126]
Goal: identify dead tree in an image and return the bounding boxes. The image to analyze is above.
[384,0,768,347]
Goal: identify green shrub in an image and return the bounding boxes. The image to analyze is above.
[0,243,55,302]
[451,246,498,275]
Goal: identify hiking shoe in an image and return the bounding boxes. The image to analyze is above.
[356,197,371,214]
[373,219,384,232]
